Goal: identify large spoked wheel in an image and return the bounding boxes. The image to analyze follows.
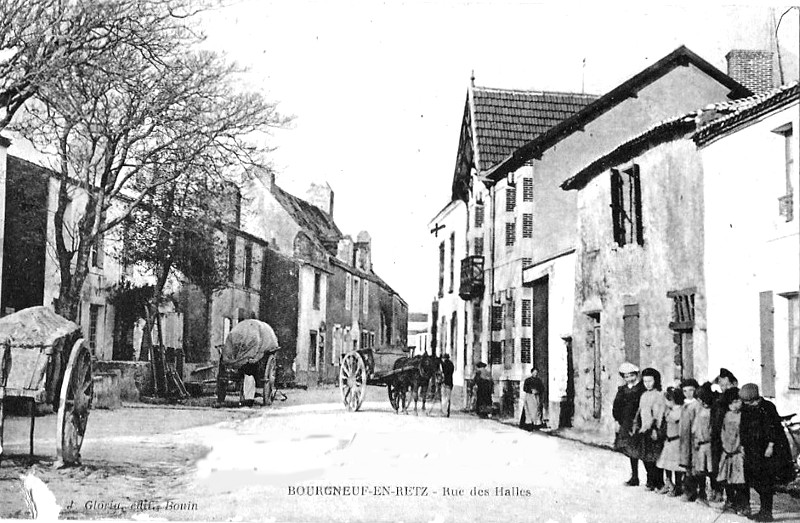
[387,382,401,412]
[262,353,277,407]
[339,351,366,412]
[56,339,92,468]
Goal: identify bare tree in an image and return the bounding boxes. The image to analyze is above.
[0,0,209,130]
[14,10,289,321]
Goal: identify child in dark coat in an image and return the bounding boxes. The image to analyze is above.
[613,362,645,486]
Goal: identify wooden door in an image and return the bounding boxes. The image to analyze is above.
[532,277,549,406]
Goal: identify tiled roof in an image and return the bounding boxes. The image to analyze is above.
[472,87,598,171]
[271,185,342,246]
[694,81,799,145]
[487,45,753,182]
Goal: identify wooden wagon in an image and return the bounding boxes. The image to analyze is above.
[338,346,414,412]
[215,320,280,406]
[0,306,92,467]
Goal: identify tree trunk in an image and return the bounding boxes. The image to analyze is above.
[204,291,213,362]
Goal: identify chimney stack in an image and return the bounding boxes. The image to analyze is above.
[355,231,371,272]
[306,182,334,217]
[726,50,775,94]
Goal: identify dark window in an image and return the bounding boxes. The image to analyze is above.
[505,221,516,247]
[611,165,643,246]
[309,330,318,369]
[521,338,532,364]
[89,304,101,353]
[227,236,236,282]
[313,272,321,310]
[522,177,533,202]
[244,243,253,288]
[449,232,455,293]
[474,236,484,256]
[522,213,533,238]
[491,305,503,331]
[490,341,502,364]
[522,299,532,327]
[475,204,484,228]
[506,186,516,212]
[450,311,457,353]
[438,242,445,297]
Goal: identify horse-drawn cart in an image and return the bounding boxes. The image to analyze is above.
[0,306,93,467]
[339,347,439,413]
[216,320,280,406]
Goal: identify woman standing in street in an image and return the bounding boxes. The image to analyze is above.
[613,362,645,486]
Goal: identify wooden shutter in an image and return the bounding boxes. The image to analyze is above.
[632,164,644,246]
[623,304,640,366]
[610,169,624,245]
[760,291,776,397]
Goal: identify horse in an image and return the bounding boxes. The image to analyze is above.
[391,354,441,415]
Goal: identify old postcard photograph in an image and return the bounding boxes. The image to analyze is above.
[0,1,798,522]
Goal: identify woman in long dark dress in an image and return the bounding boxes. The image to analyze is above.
[613,362,645,486]
[739,383,795,522]
[474,363,493,418]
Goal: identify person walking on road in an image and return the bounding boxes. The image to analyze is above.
[520,367,545,430]
[440,353,454,417]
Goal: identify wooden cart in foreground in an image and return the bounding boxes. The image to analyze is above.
[215,319,280,406]
[338,346,413,412]
[0,306,92,467]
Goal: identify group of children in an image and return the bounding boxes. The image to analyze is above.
[613,364,795,522]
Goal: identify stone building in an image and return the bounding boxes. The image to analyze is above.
[242,173,407,387]
[432,81,597,412]
[0,144,124,360]
[479,45,751,426]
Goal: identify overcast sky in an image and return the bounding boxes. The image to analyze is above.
[200,2,799,314]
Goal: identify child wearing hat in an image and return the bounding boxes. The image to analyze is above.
[613,362,645,486]
[739,383,795,522]
[716,387,749,516]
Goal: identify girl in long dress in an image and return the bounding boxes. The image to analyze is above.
[656,387,685,496]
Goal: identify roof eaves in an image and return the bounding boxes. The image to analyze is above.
[561,115,697,191]
[487,45,752,183]
[694,82,799,147]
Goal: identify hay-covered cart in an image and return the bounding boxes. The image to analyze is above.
[215,320,280,406]
[0,306,92,467]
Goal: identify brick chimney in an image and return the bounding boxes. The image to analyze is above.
[726,50,774,93]
[306,182,334,217]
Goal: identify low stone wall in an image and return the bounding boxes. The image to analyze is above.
[94,361,153,402]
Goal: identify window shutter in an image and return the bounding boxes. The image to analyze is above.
[345,273,351,310]
[610,169,624,245]
[491,306,503,331]
[506,187,516,212]
[522,177,533,202]
[632,164,644,246]
[522,213,533,238]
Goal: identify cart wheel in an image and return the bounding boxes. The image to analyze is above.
[387,382,401,412]
[339,351,366,412]
[55,339,92,468]
[263,354,276,407]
